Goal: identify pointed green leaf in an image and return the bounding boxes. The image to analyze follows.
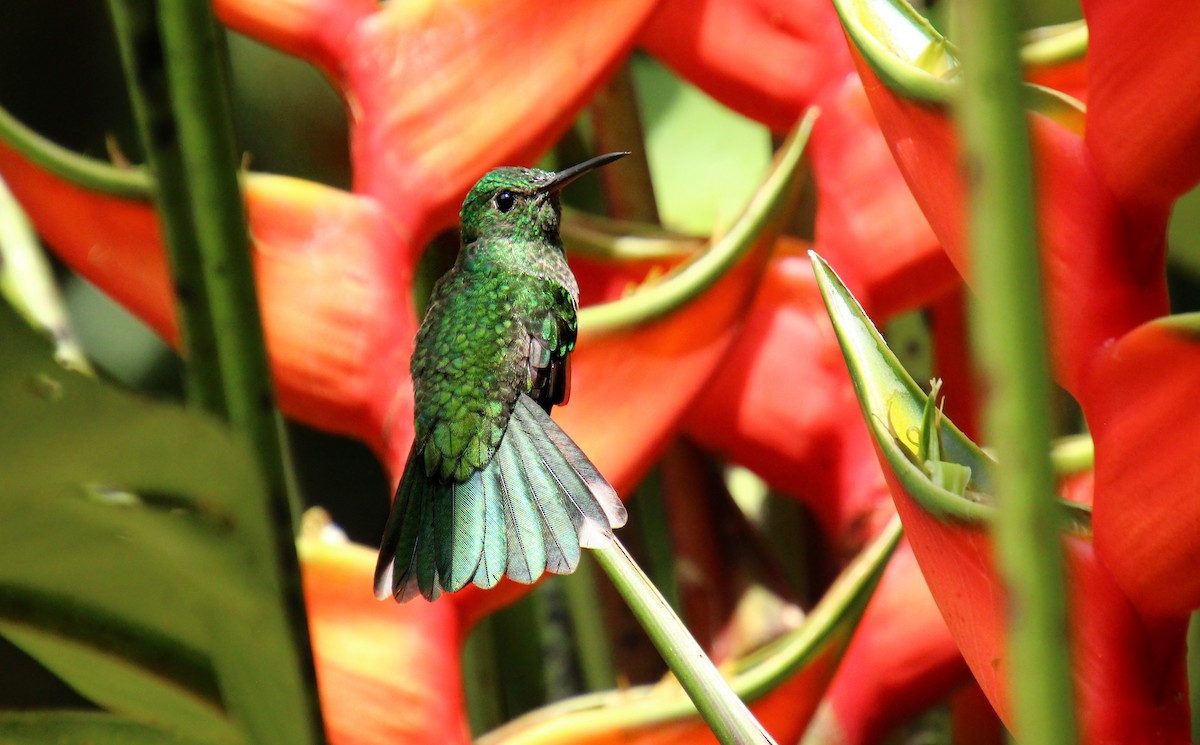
[0,298,313,743]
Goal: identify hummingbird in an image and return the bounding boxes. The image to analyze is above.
[374,152,630,602]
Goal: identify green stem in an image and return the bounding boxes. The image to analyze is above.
[0,105,151,199]
[952,1,1078,743]
[155,3,301,523]
[1049,434,1093,477]
[488,593,550,718]
[461,616,507,735]
[592,537,776,745]
[628,468,683,616]
[108,2,323,742]
[560,554,618,692]
[108,0,224,413]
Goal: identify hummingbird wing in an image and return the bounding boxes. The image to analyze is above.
[527,282,577,412]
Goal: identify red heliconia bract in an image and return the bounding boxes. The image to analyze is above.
[805,540,971,745]
[685,244,893,551]
[820,0,1200,738]
[300,537,471,745]
[841,0,1200,618]
[881,465,1190,743]
[216,0,661,257]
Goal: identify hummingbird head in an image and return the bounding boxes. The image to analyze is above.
[459,152,628,248]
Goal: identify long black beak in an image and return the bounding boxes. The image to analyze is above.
[539,151,629,193]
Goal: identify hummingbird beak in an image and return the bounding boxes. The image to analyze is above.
[539,151,629,193]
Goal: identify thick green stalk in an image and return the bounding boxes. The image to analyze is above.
[592,537,776,745]
[154,2,303,526]
[951,2,1078,743]
[462,616,507,735]
[109,2,323,742]
[628,469,683,616]
[107,0,224,413]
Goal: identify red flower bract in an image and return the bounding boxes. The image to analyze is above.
[838,0,1200,620]
[301,535,470,745]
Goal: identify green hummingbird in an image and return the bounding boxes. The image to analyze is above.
[374,152,630,602]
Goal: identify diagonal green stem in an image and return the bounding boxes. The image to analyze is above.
[153,2,301,521]
[592,536,776,745]
[951,1,1078,743]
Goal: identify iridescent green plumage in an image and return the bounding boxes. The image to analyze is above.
[375,153,629,602]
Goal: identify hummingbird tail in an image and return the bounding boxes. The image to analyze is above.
[373,394,628,603]
[500,395,627,579]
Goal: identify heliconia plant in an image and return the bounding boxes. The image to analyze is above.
[2,0,1199,743]
[813,0,1200,740]
[811,250,1191,742]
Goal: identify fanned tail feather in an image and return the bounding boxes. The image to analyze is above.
[415,479,441,601]
[374,393,625,602]
[373,447,425,601]
[512,396,628,547]
[437,472,487,593]
[493,440,546,585]
[504,414,580,574]
[475,467,508,589]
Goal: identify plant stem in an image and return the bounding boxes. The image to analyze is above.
[155,2,302,524]
[108,1,323,742]
[560,554,618,692]
[108,0,224,413]
[461,616,507,735]
[592,536,776,745]
[0,105,151,199]
[951,1,1078,743]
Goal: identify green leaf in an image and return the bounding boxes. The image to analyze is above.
[0,298,309,743]
[0,710,227,744]
[0,177,90,372]
[633,54,773,235]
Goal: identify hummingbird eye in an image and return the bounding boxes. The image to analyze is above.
[495,190,516,213]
